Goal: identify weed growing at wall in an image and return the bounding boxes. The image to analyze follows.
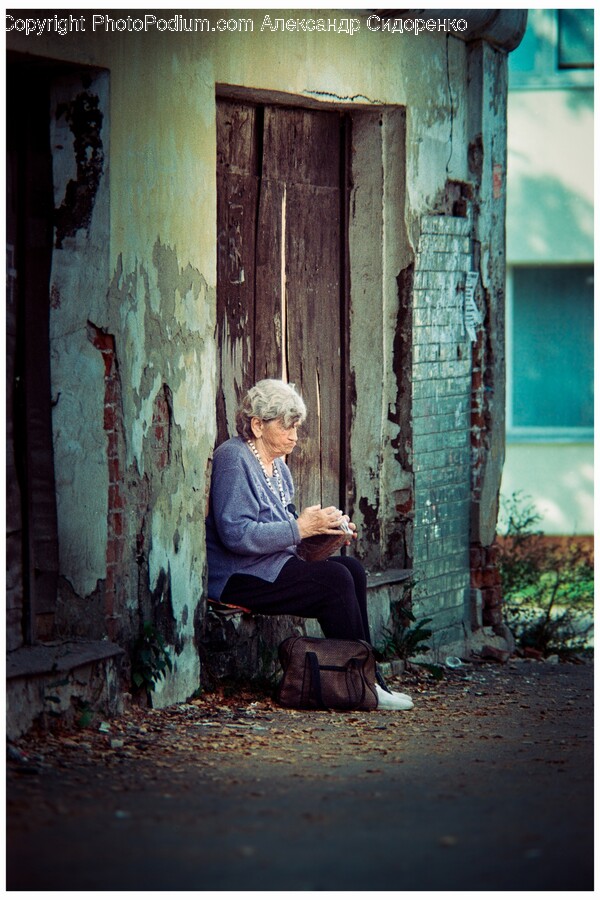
[377,588,433,662]
[131,623,173,698]
[497,493,594,657]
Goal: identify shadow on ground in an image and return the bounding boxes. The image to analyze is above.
[7,658,594,891]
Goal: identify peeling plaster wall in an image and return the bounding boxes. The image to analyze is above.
[8,13,510,693]
[103,42,218,702]
[348,109,415,571]
[466,42,508,630]
[347,113,386,566]
[50,72,110,600]
[34,40,219,702]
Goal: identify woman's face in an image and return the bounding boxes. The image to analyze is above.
[252,417,299,459]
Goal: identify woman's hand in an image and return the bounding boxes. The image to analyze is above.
[343,519,358,545]
[297,505,357,541]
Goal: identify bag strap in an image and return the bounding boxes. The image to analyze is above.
[306,651,324,708]
[307,652,368,710]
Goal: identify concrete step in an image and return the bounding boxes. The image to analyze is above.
[7,640,125,740]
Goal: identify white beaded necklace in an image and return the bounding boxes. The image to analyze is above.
[247,440,287,508]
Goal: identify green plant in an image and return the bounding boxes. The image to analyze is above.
[132,623,173,694]
[76,702,94,729]
[377,607,433,661]
[497,492,594,656]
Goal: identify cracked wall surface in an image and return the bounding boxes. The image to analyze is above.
[46,59,217,705]
[9,12,511,692]
[410,213,474,653]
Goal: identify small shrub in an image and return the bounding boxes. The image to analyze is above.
[132,623,173,695]
[377,607,433,661]
[497,493,594,656]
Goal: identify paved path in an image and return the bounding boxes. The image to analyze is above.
[7,659,593,891]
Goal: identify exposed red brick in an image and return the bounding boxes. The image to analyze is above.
[109,511,123,537]
[470,547,482,568]
[471,569,483,588]
[104,404,117,432]
[105,564,116,610]
[105,377,119,406]
[151,386,172,470]
[108,455,120,484]
[487,543,501,565]
[471,369,483,391]
[482,568,499,588]
[482,585,503,608]
[106,536,124,565]
[89,329,115,353]
[88,322,126,641]
[108,483,124,510]
[106,430,119,459]
[50,285,61,310]
[481,644,510,664]
[482,606,503,627]
[103,352,115,378]
[396,496,413,516]
[105,563,115,590]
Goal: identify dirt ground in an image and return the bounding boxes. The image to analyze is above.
[6,657,594,892]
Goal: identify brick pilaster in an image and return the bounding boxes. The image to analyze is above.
[88,323,124,640]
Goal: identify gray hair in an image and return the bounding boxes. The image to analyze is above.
[236,379,307,439]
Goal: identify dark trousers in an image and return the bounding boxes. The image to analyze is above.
[221,555,371,643]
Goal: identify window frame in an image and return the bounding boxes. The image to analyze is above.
[505,265,594,444]
[557,8,595,70]
[509,8,594,91]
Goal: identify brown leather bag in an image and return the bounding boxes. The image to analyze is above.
[295,533,348,562]
[277,636,378,711]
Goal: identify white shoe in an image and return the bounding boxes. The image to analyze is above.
[375,684,414,710]
[390,691,414,704]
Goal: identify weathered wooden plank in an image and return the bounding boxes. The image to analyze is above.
[254,177,284,382]
[216,171,258,442]
[216,100,259,176]
[262,106,341,187]
[339,116,353,522]
[255,105,344,508]
[254,178,341,508]
[216,101,262,442]
[6,139,25,650]
[20,76,59,639]
[285,183,341,509]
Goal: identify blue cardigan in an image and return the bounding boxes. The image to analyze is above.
[205,436,302,599]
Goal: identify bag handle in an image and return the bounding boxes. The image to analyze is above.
[306,652,367,710]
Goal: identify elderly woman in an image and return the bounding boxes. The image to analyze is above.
[205,379,413,711]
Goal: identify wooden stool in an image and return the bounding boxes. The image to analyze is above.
[207,598,252,616]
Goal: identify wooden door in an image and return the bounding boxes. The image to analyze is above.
[216,99,348,511]
[6,61,59,647]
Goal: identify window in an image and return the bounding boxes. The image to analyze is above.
[509,9,594,89]
[507,266,594,440]
[558,9,594,69]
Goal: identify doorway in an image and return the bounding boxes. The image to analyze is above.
[6,57,59,648]
[216,99,350,511]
